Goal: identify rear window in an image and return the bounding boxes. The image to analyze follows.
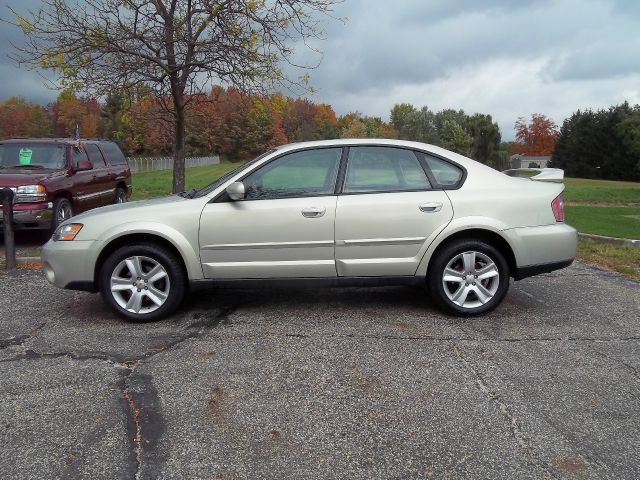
[424,155,463,187]
[100,142,128,165]
[0,143,67,169]
[85,144,107,168]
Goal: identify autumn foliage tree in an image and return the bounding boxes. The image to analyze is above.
[513,113,559,156]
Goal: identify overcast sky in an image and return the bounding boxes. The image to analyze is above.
[2,0,640,140]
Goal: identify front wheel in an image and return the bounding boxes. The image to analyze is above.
[99,244,186,322]
[428,240,510,316]
[50,197,73,232]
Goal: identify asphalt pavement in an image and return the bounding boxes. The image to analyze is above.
[1,262,639,479]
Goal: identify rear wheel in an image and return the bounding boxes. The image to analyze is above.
[428,239,510,316]
[114,188,127,204]
[99,243,186,322]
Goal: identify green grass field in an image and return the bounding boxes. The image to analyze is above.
[563,178,640,205]
[131,163,240,200]
[566,206,640,239]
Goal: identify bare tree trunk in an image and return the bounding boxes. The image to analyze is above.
[172,105,186,193]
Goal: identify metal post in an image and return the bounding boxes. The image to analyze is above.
[1,188,16,270]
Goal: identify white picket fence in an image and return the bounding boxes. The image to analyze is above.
[127,155,220,173]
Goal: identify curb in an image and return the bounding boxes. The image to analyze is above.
[578,232,640,249]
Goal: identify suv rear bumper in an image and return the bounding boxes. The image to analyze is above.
[0,202,53,230]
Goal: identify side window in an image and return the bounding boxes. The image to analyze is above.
[343,147,430,193]
[100,142,128,165]
[85,144,106,168]
[243,148,342,200]
[72,146,89,169]
[424,155,463,187]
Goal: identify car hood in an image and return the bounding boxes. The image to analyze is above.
[69,194,193,222]
[0,168,66,187]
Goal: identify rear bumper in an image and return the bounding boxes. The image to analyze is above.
[0,202,53,230]
[514,259,574,280]
[503,223,577,279]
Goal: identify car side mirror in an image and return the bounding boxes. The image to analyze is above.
[76,160,93,171]
[226,181,246,201]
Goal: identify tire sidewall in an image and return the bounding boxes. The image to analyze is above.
[99,244,185,322]
[114,188,127,204]
[51,198,73,231]
[429,240,510,316]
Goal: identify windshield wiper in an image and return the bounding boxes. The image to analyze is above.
[10,164,46,169]
[179,188,197,199]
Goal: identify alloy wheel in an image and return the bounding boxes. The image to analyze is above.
[110,255,171,314]
[442,250,500,309]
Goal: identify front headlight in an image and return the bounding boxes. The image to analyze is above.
[15,184,47,203]
[53,223,83,241]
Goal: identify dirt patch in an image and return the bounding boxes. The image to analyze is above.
[205,387,225,417]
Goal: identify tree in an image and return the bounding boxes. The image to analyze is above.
[467,114,501,165]
[440,119,471,156]
[12,0,340,192]
[0,97,52,138]
[513,114,559,156]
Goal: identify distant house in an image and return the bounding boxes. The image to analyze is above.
[510,154,551,169]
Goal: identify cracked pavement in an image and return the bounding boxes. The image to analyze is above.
[0,261,639,479]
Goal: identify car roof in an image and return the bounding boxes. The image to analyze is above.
[272,138,480,170]
[0,138,113,145]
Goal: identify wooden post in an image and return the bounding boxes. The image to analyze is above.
[1,188,16,270]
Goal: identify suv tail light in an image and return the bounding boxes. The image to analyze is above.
[551,193,564,222]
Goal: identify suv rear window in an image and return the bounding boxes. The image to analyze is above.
[0,143,66,169]
[100,142,128,165]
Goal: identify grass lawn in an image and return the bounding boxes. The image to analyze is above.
[565,206,640,239]
[577,239,640,280]
[131,163,240,200]
[564,178,640,205]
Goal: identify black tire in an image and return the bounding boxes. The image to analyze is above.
[114,188,127,204]
[427,239,510,316]
[50,197,73,232]
[99,243,186,322]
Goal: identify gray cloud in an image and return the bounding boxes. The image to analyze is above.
[2,0,640,139]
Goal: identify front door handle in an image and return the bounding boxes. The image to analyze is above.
[301,206,326,218]
[419,202,443,213]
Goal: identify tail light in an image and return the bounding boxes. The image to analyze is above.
[551,193,564,222]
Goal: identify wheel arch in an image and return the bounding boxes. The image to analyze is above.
[419,227,518,279]
[93,232,198,288]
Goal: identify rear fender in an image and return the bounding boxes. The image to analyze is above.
[415,217,513,276]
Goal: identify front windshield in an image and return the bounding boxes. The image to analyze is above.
[193,149,277,198]
[0,143,67,169]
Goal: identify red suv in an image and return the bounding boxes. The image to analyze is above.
[0,138,132,232]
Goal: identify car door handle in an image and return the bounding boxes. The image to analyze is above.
[419,202,443,213]
[301,206,326,218]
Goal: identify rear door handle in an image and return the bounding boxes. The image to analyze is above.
[419,202,443,213]
[301,206,326,218]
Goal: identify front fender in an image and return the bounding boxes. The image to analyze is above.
[94,221,203,280]
[415,216,513,276]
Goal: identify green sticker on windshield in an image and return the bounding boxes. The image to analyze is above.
[19,148,33,165]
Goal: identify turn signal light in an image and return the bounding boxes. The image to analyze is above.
[53,223,83,241]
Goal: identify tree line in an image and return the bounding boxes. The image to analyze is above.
[0,87,504,163]
[552,102,640,181]
[2,89,639,181]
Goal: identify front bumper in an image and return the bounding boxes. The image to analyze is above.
[0,202,53,230]
[503,223,578,280]
[41,239,100,291]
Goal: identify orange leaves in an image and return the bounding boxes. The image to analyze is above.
[513,113,559,156]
